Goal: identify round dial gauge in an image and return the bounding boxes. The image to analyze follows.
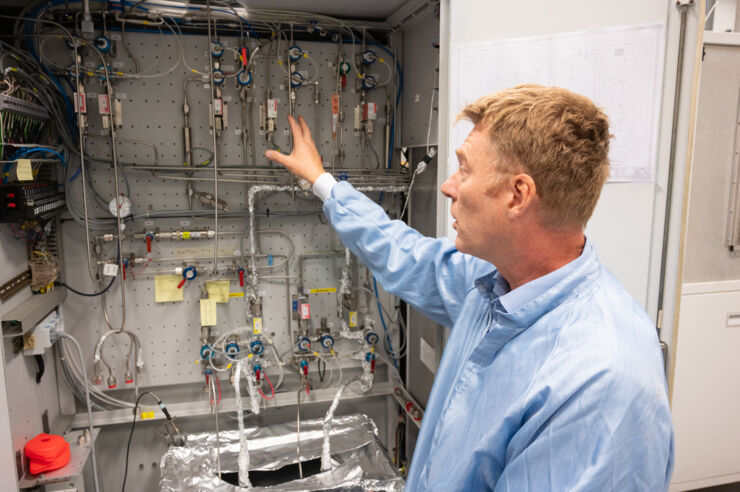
[109,195,132,218]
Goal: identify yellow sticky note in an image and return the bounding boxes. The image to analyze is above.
[200,298,217,326]
[206,280,230,303]
[16,159,33,181]
[155,275,184,303]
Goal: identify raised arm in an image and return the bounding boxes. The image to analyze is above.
[265,115,491,327]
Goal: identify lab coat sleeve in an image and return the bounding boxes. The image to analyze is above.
[494,368,675,492]
[323,181,488,328]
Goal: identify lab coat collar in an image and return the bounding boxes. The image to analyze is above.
[475,239,600,328]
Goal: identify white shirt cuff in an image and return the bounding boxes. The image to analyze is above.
[312,172,337,201]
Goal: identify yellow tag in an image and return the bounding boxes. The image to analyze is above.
[252,317,263,335]
[182,231,191,239]
[349,311,358,327]
[277,60,282,66]
[16,159,33,181]
[87,71,94,76]
[200,299,217,326]
[379,58,385,63]
[303,53,308,58]
[154,275,183,303]
[310,287,337,294]
[141,411,155,420]
[206,280,230,303]
[229,292,245,298]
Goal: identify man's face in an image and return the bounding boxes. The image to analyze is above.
[441,125,510,260]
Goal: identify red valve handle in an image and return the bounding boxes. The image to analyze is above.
[371,357,376,374]
[255,369,261,381]
[122,264,126,280]
[241,47,248,67]
[177,277,187,289]
[341,74,346,89]
[125,377,133,384]
[146,235,152,253]
[239,270,245,287]
[108,382,117,389]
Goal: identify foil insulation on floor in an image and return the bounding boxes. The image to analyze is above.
[159,414,404,491]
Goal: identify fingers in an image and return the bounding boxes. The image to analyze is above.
[286,114,303,140]
[264,149,291,168]
[297,115,312,140]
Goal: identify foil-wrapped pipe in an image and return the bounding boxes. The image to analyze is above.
[321,384,347,471]
[232,360,253,488]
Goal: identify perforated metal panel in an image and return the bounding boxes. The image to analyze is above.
[55,30,403,388]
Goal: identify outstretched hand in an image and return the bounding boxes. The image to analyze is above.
[264,115,325,184]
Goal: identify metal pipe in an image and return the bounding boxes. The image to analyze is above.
[205,0,220,275]
[656,1,692,366]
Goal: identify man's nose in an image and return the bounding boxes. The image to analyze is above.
[441,171,458,200]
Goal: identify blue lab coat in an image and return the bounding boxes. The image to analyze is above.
[322,181,674,491]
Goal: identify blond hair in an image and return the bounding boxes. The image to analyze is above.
[458,85,611,228]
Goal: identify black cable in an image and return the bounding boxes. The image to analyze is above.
[318,358,326,382]
[59,275,115,297]
[122,391,161,492]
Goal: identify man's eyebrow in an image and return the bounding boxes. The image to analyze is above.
[456,148,466,162]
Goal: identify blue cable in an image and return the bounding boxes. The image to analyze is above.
[373,276,399,369]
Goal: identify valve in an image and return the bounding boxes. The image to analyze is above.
[288,45,303,62]
[200,344,213,360]
[238,46,249,68]
[236,70,252,87]
[254,364,262,381]
[225,342,240,357]
[365,331,379,346]
[107,374,117,389]
[297,336,311,352]
[211,41,225,58]
[366,352,377,374]
[320,334,335,350]
[121,257,129,280]
[237,267,245,287]
[361,49,377,65]
[212,69,225,86]
[299,359,309,394]
[361,74,377,91]
[145,232,154,253]
[95,35,112,53]
[178,266,197,289]
[250,339,264,355]
[124,369,134,384]
[290,71,304,88]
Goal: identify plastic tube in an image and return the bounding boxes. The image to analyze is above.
[58,333,100,492]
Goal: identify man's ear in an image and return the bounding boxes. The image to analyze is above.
[506,174,536,219]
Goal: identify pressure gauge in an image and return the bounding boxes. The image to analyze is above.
[109,195,132,218]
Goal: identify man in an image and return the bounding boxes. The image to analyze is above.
[266,85,674,491]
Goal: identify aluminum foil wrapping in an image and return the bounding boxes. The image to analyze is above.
[321,384,347,471]
[159,414,403,492]
[233,360,253,488]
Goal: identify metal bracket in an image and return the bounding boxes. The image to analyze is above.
[0,270,31,301]
[1,287,66,338]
